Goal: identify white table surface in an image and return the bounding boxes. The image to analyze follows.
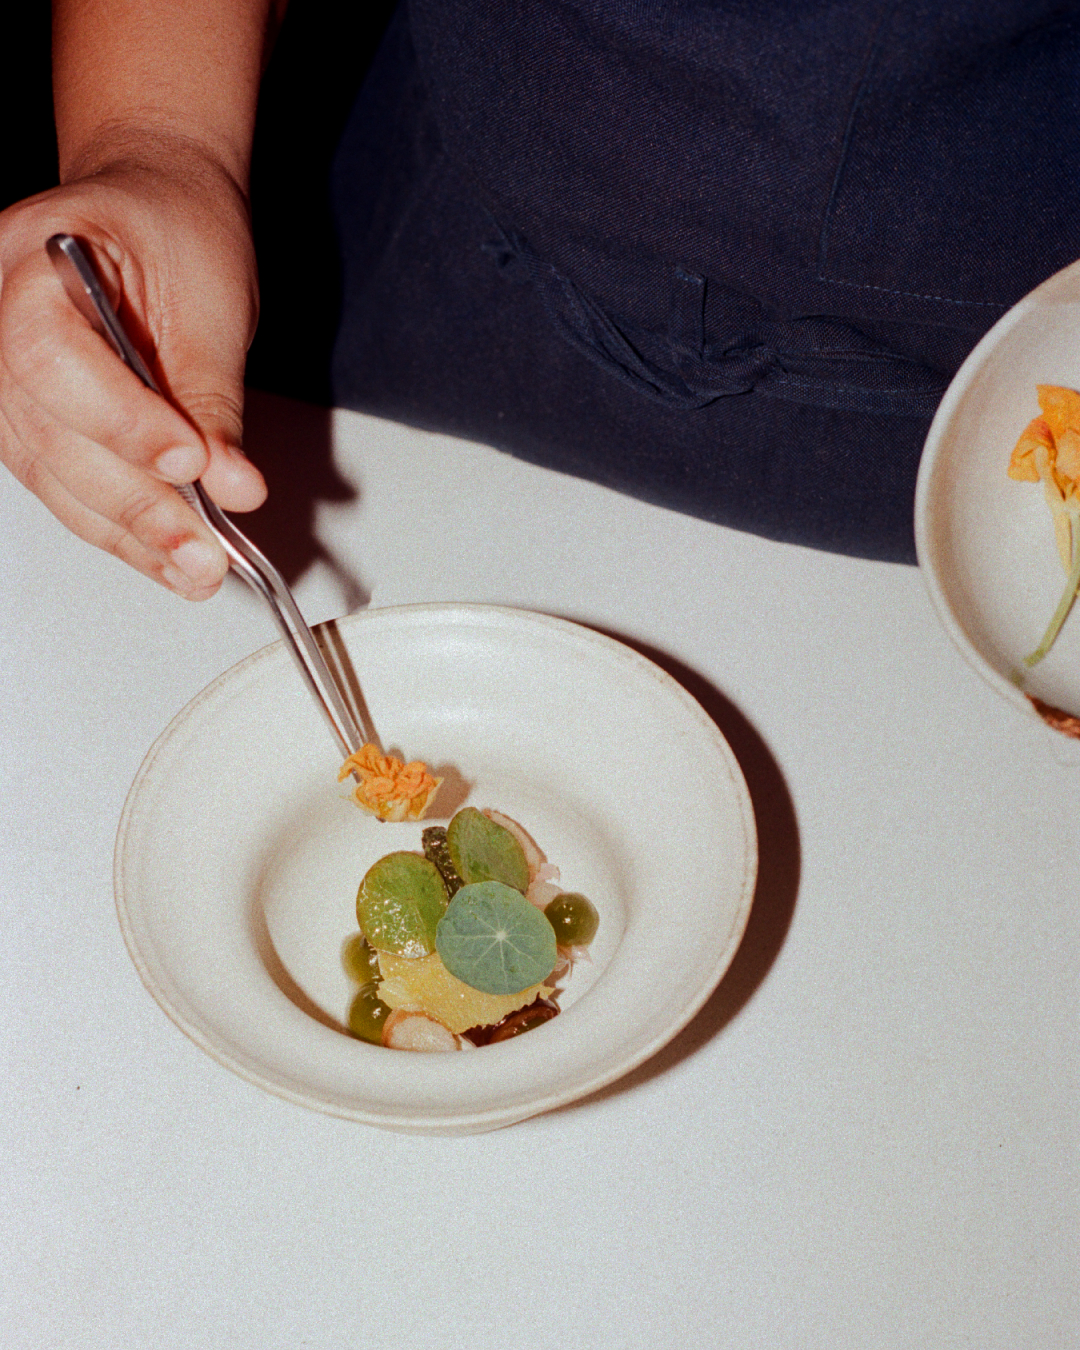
[1,391,1076,1349]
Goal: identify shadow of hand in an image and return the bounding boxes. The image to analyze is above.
[238,389,369,610]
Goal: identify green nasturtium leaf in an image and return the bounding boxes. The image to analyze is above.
[436,880,557,996]
[356,852,448,957]
[446,808,531,894]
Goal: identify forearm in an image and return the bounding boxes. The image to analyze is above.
[0,1,280,599]
[52,0,288,188]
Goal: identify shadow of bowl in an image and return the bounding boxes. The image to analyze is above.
[547,625,800,1113]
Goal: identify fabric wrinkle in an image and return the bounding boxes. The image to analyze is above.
[330,0,1080,564]
[480,214,948,416]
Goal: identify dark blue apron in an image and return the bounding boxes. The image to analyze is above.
[331,1,1080,561]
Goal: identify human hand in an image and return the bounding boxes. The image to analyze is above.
[0,137,268,599]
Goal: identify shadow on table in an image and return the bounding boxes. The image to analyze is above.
[549,627,801,1115]
[237,389,370,610]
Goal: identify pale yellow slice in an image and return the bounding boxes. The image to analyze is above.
[376,950,552,1035]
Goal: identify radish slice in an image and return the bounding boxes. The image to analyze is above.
[526,877,563,910]
[482,809,546,880]
[548,951,572,984]
[381,1009,459,1052]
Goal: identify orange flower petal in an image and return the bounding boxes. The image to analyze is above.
[339,743,442,820]
[1055,427,1080,485]
[1037,385,1080,442]
[1008,416,1053,483]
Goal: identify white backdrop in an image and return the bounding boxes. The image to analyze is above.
[1,392,1076,1349]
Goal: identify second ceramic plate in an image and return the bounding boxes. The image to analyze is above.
[916,258,1080,723]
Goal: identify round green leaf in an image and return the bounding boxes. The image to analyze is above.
[436,880,557,995]
[357,851,447,957]
[446,807,531,893]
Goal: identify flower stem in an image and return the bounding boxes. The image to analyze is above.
[1025,512,1080,666]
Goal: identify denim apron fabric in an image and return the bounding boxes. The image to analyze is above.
[331,1,1080,561]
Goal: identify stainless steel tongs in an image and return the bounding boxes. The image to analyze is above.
[47,232,371,761]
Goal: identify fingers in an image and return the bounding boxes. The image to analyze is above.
[0,220,265,597]
[2,250,211,479]
[199,438,268,512]
[0,370,230,595]
[148,271,268,512]
[30,457,225,599]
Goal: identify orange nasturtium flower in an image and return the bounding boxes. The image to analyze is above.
[339,744,442,821]
[1009,385,1080,665]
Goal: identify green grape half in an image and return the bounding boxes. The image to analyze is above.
[341,933,381,986]
[348,985,392,1045]
[544,892,599,946]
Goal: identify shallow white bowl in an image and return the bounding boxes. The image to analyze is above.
[916,258,1080,723]
[115,604,757,1134]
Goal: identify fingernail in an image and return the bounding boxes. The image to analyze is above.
[157,446,205,481]
[169,538,224,586]
[162,566,218,599]
[162,564,197,594]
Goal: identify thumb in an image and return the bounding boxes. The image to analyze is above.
[162,340,267,514]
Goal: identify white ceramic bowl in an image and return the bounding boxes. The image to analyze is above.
[916,258,1080,723]
[115,604,757,1134]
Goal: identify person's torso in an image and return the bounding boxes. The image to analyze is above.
[408,0,1080,347]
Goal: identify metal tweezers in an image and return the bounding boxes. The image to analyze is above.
[46,233,369,761]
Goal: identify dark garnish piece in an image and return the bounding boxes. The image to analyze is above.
[461,1025,495,1047]
[422,825,464,898]
[488,999,560,1043]
[1027,694,1080,738]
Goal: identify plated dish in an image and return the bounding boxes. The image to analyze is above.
[114,604,757,1134]
[344,803,601,1050]
[916,257,1080,726]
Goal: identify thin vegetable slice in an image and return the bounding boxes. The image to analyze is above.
[381,1009,459,1052]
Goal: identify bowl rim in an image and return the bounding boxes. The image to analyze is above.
[914,257,1080,720]
[114,602,758,1132]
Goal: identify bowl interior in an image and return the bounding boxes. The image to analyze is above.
[916,259,1080,720]
[115,605,757,1134]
